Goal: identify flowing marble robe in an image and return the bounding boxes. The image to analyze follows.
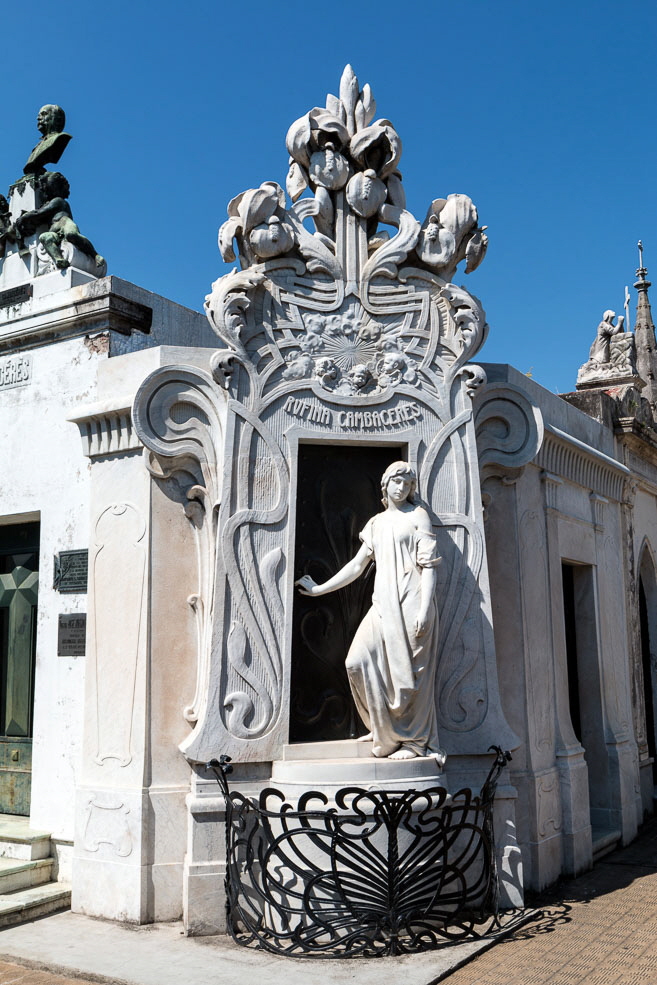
[346,505,442,757]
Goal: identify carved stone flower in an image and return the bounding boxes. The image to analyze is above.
[286,108,351,201]
[349,119,402,179]
[219,182,295,263]
[308,146,350,191]
[286,108,350,170]
[346,169,387,219]
[249,216,294,259]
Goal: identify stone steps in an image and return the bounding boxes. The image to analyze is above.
[0,881,71,927]
[0,815,70,926]
[592,826,622,862]
[0,856,53,893]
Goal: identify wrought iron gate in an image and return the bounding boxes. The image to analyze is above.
[209,746,512,957]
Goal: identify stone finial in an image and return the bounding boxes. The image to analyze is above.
[23,104,72,176]
[633,245,657,415]
[576,309,640,389]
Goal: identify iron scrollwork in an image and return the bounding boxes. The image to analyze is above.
[208,747,513,957]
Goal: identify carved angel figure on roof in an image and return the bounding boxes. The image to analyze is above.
[588,310,625,364]
[576,309,638,387]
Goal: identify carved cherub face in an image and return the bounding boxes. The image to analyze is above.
[348,364,372,389]
[314,357,337,381]
[382,352,404,373]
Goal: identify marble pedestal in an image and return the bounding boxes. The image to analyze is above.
[183,742,521,936]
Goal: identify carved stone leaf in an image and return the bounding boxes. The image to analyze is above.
[361,206,420,284]
[465,227,488,274]
[218,217,241,263]
[339,64,359,135]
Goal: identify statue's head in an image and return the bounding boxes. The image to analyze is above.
[0,195,9,214]
[603,309,616,324]
[42,171,70,199]
[381,461,417,507]
[37,105,65,136]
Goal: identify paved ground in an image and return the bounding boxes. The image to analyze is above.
[443,816,657,985]
[0,818,655,985]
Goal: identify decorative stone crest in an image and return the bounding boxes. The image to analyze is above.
[206,65,489,403]
[134,66,519,765]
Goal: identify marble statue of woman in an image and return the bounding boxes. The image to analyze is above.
[296,461,443,760]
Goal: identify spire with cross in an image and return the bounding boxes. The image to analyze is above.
[633,241,657,418]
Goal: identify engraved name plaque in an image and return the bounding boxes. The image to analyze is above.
[0,353,32,391]
[57,614,87,656]
[53,549,89,593]
[0,283,32,308]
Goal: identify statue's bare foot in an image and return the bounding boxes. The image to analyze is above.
[95,254,105,268]
[357,732,373,742]
[388,747,417,760]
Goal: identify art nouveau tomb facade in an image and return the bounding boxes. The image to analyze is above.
[0,73,656,929]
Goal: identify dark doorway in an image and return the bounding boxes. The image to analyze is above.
[639,576,657,786]
[290,444,403,743]
[562,562,609,833]
[0,521,40,815]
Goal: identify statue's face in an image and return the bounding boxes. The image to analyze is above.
[37,108,52,135]
[386,474,412,504]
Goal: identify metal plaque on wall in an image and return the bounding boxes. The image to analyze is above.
[53,549,88,593]
[57,614,87,656]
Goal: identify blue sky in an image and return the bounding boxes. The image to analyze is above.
[3,1,656,393]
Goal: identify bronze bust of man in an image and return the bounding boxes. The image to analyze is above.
[23,105,72,176]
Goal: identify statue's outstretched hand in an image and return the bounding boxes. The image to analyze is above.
[296,575,318,596]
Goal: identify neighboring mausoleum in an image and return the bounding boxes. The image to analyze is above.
[0,103,214,913]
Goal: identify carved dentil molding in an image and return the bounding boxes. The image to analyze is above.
[69,397,139,458]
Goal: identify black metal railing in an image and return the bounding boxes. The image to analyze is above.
[208,746,512,958]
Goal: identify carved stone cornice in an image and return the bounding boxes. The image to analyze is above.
[0,276,152,354]
[614,417,657,469]
[536,422,630,503]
